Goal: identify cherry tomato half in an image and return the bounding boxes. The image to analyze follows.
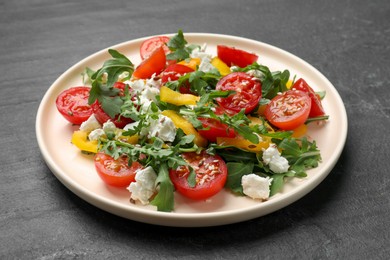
[169,151,228,200]
[265,90,311,130]
[197,117,236,143]
[91,82,133,128]
[292,78,326,117]
[94,152,143,187]
[140,36,170,60]
[55,86,93,125]
[217,45,258,68]
[133,46,166,79]
[216,72,262,114]
[161,64,194,94]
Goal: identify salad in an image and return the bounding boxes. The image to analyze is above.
[55,30,328,212]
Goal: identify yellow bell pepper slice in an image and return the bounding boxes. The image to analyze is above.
[247,115,274,133]
[161,110,208,147]
[160,86,200,106]
[71,130,98,153]
[178,58,201,70]
[216,136,270,153]
[291,124,307,138]
[117,132,139,144]
[211,57,230,76]
[286,79,293,89]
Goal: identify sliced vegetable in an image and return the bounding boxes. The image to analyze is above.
[71,130,98,153]
[265,90,311,130]
[159,86,200,106]
[56,86,93,125]
[216,72,262,114]
[133,46,166,79]
[217,45,258,67]
[94,152,143,187]
[161,110,208,147]
[169,151,228,200]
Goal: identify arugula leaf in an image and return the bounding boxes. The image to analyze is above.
[91,49,134,88]
[225,162,254,195]
[269,174,284,196]
[99,95,123,119]
[166,29,189,61]
[82,67,95,85]
[150,163,175,212]
[87,49,134,117]
[166,29,201,62]
[234,63,290,99]
[274,137,321,178]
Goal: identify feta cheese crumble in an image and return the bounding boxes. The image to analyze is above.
[102,120,116,132]
[241,174,272,200]
[148,115,176,142]
[191,43,216,73]
[88,128,105,141]
[79,114,101,132]
[262,145,290,173]
[127,166,157,205]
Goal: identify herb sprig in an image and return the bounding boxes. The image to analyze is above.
[87,49,134,118]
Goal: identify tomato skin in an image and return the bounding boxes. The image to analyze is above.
[133,46,166,79]
[94,152,143,187]
[140,36,170,60]
[56,86,93,125]
[217,45,258,68]
[292,78,325,117]
[91,82,133,129]
[197,117,236,143]
[216,72,262,114]
[169,151,228,200]
[265,90,312,130]
[161,64,194,94]
[161,64,194,83]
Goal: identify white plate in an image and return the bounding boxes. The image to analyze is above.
[36,33,347,227]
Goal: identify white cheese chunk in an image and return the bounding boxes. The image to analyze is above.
[102,120,116,133]
[88,129,105,141]
[242,174,272,200]
[127,166,157,205]
[191,43,216,73]
[148,115,176,142]
[79,114,101,132]
[262,145,290,173]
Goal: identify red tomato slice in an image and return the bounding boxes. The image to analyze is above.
[217,45,258,68]
[133,46,166,79]
[91,82,133,128]
[161,64,194,83]
[265,90,311,130]
[216,72,262,114]
[94,152,143,187]
[197,117,236,143]
[55,86,93,125]
[161,64,194,94]
[140,36,170,60]
[169,151,228,200]
[292,78,326,117]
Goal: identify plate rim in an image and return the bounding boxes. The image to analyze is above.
[36,32,348,227]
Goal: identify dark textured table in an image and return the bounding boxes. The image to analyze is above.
[1,0,389,259]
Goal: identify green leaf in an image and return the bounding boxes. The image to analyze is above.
[93,49,134,88]
[270,174,284,196]
[187,168,196,188]
[150,163,175,212]
[88,49,134,117]
[225,162,254,195]
[166,29,191,62]
[82,67,96,85]
[100,95,123,118]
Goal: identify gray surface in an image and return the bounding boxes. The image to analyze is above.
[1,0,389,259]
